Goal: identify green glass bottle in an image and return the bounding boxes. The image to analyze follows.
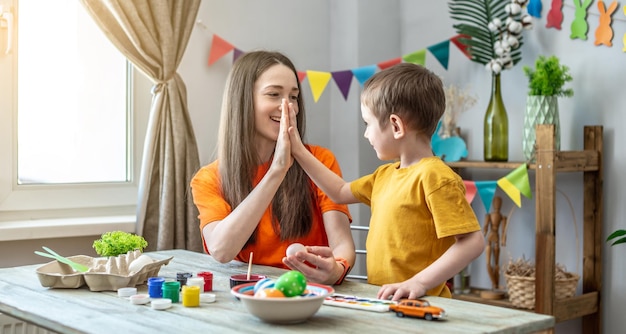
[483,73,508,162]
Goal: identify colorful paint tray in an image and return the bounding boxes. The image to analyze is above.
[323,293,397,312]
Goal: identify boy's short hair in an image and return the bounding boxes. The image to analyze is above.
[361,63,445,137]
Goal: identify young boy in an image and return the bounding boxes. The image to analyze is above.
[283,63,484,300]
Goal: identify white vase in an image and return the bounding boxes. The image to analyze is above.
[522,95,560,161]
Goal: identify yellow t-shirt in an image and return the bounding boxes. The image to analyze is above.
[350,156,480,297]
[190,145,351,269]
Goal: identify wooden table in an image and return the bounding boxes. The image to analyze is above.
[0,249,554,333]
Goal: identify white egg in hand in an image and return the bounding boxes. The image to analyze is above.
[286,243,307,257]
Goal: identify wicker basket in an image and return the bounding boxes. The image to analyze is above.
[504,272,580,309]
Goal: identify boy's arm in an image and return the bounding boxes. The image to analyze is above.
[414,230,485,290]
[377,230,485,301]
[285,101,358,204]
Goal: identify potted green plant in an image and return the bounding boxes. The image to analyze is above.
[521,55,573,161]
[92,231,148,257]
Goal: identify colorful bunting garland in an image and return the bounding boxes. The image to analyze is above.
[203,29,534,211]
[206,33,470,103]
[463,164,533,212]
[204,2,626,104]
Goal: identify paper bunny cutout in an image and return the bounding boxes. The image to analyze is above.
[594,0,618,46]
[570,0,594,40]
[546,0,564,29]
[528,0,543,17]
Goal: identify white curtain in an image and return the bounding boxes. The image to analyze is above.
[80,0,203,252]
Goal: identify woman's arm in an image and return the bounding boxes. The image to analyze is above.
[203,102,295,262]
[201,165,288,263]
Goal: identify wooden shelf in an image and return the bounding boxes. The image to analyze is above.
[454,290,599,323]
[450,125,603,334]
[447,151,600,173]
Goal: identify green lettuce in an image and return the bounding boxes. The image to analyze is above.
[93,231,148,257]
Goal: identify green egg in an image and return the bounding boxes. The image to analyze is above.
[274,271,307,297]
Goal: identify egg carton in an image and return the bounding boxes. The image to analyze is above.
[36,250,172,291]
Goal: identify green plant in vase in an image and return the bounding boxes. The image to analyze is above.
[522,55,573,161]
[449,0,533,161]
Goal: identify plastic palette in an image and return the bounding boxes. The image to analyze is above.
[323,293,396,312]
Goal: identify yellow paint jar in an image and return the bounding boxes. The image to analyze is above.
[182,285,200,307]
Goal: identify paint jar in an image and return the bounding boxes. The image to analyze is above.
[147,277,165,298]
[176,272,193,289]
[196,271,213,292]
[182,285,200,307]
[162,281,180,303]
[186,277,205,291]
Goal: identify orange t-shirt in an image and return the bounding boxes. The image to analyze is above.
[190,145,351,269]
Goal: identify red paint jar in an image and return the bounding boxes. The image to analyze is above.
[197,271,213,292]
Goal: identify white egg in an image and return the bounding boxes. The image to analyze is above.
[128,254,153,273]
[286,243,307,257]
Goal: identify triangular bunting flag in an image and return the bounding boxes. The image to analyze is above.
[331,70,354,100]
[204,33,457,102]
[208,34,235,65]
[427,40,450,70]
[450,34,472,59]
[497,177,522,207]
[233,48,245,62]
[475,180,498,212]
[504,164,532,198]
[377,57,402,70]
[306,70,332,102]
[402,49,427,66]
[352,65,378,86]
[297,71,307,83]
[463,180,478,205]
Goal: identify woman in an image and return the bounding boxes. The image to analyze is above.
[190,51,355,285]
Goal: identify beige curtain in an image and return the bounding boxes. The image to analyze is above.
[80,0,203,252]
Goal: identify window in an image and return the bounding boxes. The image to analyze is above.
[17,1,128,184]
[0,1,150,224]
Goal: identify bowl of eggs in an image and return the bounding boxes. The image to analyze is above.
[231,271,334,324]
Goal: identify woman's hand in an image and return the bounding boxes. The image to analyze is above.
[271,99,295,173]
[282,246,344,285]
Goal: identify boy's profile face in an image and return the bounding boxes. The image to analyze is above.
[361,104,397,161]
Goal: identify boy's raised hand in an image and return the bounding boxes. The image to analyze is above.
[285,101,306,157]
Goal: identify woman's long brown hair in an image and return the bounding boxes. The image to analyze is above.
[217,51,316,245]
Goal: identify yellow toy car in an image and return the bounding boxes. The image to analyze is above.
[389,299,446,321]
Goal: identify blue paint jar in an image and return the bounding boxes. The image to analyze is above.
[147,277,165,298]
